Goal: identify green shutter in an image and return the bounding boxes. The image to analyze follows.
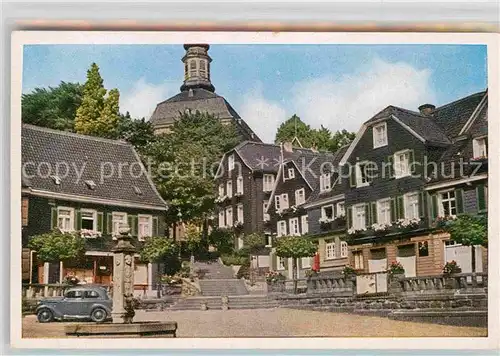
[409,150,416,174]
[152,216,159,236]
[455,189,464,215]
[349,166,356,187]
[51,207,58,229]
[397,196,405,219]
[476,185,486,213]
[107,213,113,235]
[346,207,353,228]
[364,204,370,226]
[418,192,425,218]
[75,209,82,230]
[371,202,377,224]
[390,198,397,222]
[97,212,104,233]
[431,194,438,219]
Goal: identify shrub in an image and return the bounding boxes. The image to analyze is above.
[342,265,356,276]
[443,260,462,275]
[221,254,248,266]
[388,261,405,275]
[265,271,286,283]
[236,259,251,279]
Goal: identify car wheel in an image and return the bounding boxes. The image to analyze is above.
[90,307,107,323]
[37,308,54,323]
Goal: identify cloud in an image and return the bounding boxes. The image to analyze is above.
[120,78,173,119]
[239,83,287,143]
[291,58,437,133]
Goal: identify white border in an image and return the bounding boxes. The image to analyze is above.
[10,31,500,351]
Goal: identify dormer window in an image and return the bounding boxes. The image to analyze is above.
[319,173,331,192]
[373,122,388,148]
[286,168,295,180]
[85,180,96,190]
[50,175,61,185]
[473,137,487,159]
[133,186,143,196]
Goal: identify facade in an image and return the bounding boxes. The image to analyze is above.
[21,124,168,291]
[150,44,261,142]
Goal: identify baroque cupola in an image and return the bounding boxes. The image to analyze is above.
[180,44,215,93]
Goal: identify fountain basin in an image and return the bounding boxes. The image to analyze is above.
[65,321,177,338]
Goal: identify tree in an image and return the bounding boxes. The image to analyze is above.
[140,236,181,298]
[184,222,202,259]
[331,129,356,150]
[28,229,85,263]
[445,214,487,273]
[118,112,156,153]
[275,115,313,147]
[208,228,235,255]
[97,88,121,139]
[275,236,317,293]
[22,81,83,131]
[242,233,266,255]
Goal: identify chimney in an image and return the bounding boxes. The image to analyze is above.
[418,104,436,116]
[283,142,293,153]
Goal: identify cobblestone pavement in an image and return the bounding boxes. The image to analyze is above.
[22,309,487,338]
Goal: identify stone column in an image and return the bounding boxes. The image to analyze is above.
[147,263,153,295]
[111,226,137,324]
[59,261,64,284]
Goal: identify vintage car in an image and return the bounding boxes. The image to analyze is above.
[36,285,112,323]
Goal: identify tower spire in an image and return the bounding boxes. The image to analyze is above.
[180,44,215,92]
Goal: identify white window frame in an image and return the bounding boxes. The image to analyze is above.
[263,174,274,192]
[112,212,128,238]
[277,220,287,237]
[57,207,75,232]
[80,208,97,233]
[218,184,224,198]
[373,122,388,148]
[236,176,244,194]
[377,199,391,225]
[356,162,371,187]
[237,204,244,223]
[438,190,457,217]
[274,195,281,211]
[228,154,235,171]
[320,173,331,192]
[340,241,348,258]
[138,214,153,241]
[394,149,411,179]
[277,256,286,270]
[353,204,366,230]
[321,204,334,220]
[225,207,233,227]
[405,192,420,220]
[263,202,270,221]
[226,180,233,198]
[353,250,364,269]
[301,256,311,268]
[218,210,225,228]
[289,217,300,236]
[295,188,306,205]
[281,193,289,210]
[325,241,336,260]
[473,137,487,159]
[301,215,309,235]
[287,168,295,180]
[336,202,345,218]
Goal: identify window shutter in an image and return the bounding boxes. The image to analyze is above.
[371,202,377,224]
[152,216,159,236]
[107,213,113,234]
[346,207,353,228]
[397,196,405,219]
[97,212,104,233]
[409,150,416,174]
[476,184,486,212]
[51,207,58,229]
[390,198,397,222]
[127,215,134,234]
[75,209,81,230]
[455,189,464,214]
[364,204,370,226]
[431,194,438,219]
[386,155,394,178]
[349,166,356,187]
[418,192,425,218]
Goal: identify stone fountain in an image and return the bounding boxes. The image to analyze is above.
[65,226,177,338]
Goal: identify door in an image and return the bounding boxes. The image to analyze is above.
[397,244,417,277]
[445,243,472,272]
[60,289,84,317]
[368,248,387,273]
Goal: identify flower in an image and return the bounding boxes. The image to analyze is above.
[396,218,421,228]
[388,261,405,274]
[443,260,462,275]
[79,229,102,238]
[319,216,333,224]
[371,222,392,231]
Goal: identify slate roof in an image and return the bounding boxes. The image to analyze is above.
[22,124,167,209]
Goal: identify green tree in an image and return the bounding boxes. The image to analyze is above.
[242,233,266,255]
[97,88,121,139]
[118,112,157,153]
[140,236,180,297]
[275,115,313,147]
[275,236,317,293]
[445,214,487,273]
[184,222,202,259]
[22,82,83,131]
[28,229,86,263]
[330,129,356,150]
[208,228,235,255]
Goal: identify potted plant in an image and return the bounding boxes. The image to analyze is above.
[443,260,462,289]
[388,261,405,276]
[396,218,421,232]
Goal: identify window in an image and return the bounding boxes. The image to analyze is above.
[263,174,274,191]
[275,195,281,211]
[289,218,300,236]
[225,207,233,227]
[218,184,224,198]
[473,137,487,159]
[377,199,391,225]
[326,241,336,260]
[218,210,225,228]
[228,154,235,171]
[189,59,197,76]
[340,241,348,258]
[80,209,97,231]
[237,204,244,223]
[356,162,373,187]
[65,290,83,299]
[301,215,309,234]
[439,190,456,217]
[281,194,289,209]
[353,251,364,269]
[287,168,295,179]
[112,212,127,237]
[353,204,366,230]
[321,205,334,220]
[405,192,420,220]
[320,173,331,192]
[277,220,287,237]
[301,257,311,268]
[57,207,74,232]
[373,122,388,148]
[336,202,345,218]
[295,188,305,205]
[418,241,429,257]
[84,290,100,299]
[236,176,244,194]
[226,181,233,198]
[263,202,270,221]
[199,59,207,78]
[138,215,153,240]
[277,257,286,270]
[394,150,410,178]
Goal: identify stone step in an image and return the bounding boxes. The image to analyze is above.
[198,279,248,296]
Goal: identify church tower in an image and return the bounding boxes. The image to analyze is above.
[180,44,215,93]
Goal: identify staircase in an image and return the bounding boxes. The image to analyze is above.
[193,260,249,296]
[193,260,235,279]
[169,295,279,311]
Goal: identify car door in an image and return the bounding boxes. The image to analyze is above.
[60,289,84,317]
[82,289,101,317]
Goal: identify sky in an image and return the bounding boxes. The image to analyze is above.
[22,44,487,143]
